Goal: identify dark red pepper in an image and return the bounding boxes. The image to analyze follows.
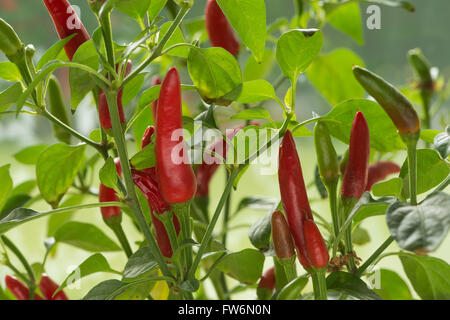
[205,0,240,56]
[98,61,132,132]
[43,0,90,61]
[99,158,122,219]
[39,274,68,300]
[341,112,370,200]
[4,275,43,300]
[303,219,329,269]
[258,267,275,291]
[365,161,401,191]
[278,130,313,269]
[271,210,295,259]
[151,76,161,121]
[155,67,197,204]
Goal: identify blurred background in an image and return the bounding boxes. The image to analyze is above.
[0,0,449,299]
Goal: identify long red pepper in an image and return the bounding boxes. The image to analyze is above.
[39,274,68,300]
[155,67,197,204]
[205,0,240,56]
[43,0,90,61]
[341,112,370,200]
[98,61,132,132]
[278,130,313,269]
[365,161,401,191]
[4,275,43,300]
[303,219,329,269]
[99,158,122,219]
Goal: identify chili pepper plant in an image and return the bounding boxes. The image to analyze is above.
[0,0,449,301]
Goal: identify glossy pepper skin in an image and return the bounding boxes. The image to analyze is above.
[205,0,240,56]
[155,67,197,204]
[0,18,23,60]
[353,66,420,135]
[151,76,161,121]
[43,0,90,61]
[99,158,122,219]
[314,122,339,186]
[303,219,329,269]
[365,161,401,191]
[98,61,132,132]
[271,210,295,259]
[278,130,313,269]
[47,76,71,144]
[341,112,370,200]
[39,274,68,300]
[5,275,43,300]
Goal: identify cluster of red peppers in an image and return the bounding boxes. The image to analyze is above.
[4,275,68,300]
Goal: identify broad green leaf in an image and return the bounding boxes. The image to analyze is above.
[400,253,450,299]
[327,2,363,45]
[216,249,265,284]
[148,0,167,20]
[10,180,36,196]
[0,62,21,82]
[248,211,273,251]
[373,269,413,300]
[122,73,145,107]
[0,165,13,212]
[386,192,450,252]
[0,82,23,112]
[116,0,151,19]
[235,80,278,104]
[187,47,242,105]
[276,29,323,82]
[372,177,403,198]
[325,99,405,152]
[0,194,31,220]
[400,149,450,197]
[99,157,117,190]
[36,144,86,207]
[352,225,371,245]
[159,21,189,58]
[276,276,309,300]
[53,221,121,252]
[307,48,365,106]
[327,271,382,300]
[83,278,165,300]
[243,49,275,82]
[36,35,74,70]
[130,142,155,170]
[217,0,266,62]
[434,125,449,158]
[231,107,272,122]
[13,144,48,165]
[70,41,99,110]
[123,246,158,279]
[350,192,396,225]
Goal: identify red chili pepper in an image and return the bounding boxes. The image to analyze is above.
[278,130,313,269]
[365,161,401,191]
[303,219,329,269]
[4,275,43,300]
[151,76,161,121]
[99,158,122,219]
[141,125,155,150]
[43,0,90,61]
[98,61,132,132]
[39,274,68,300]
[155,67,197,204]
[341,111,370,199]
[271,210,295,259]
[258,267,275,291]
[205,0,240,56]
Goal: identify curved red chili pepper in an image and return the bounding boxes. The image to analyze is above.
[43,0,90,61]
[98,61,132,132]
[341,111,370,199]
[99,158,122,219]
[365,161,401,191]
[258,267,275,291]
[39,274,68,300]
[141,125,155,150]
[155,67,197,204]
[5,275,43,300]
[205,0,240,56]
[303,219,329,269]
[278,130,313,269]
[151,76,161,121]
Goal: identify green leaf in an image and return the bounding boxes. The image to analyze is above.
[235,196,279,214]
[276,29,323,82]
[0,194,31,220]
[217,0,266,62]
[352,225,371,245]
[122,72,145,107]
[83,279,128,300]
[0,62,21,82]
[327,2,363,45]
[372,177,403,198]
[276,276,309,300]
[70,40,99,110]
[350,192,396,225]
[99,157,117,190]
[123,246,158,279]
[216,249,265,284]
[248,211,273,251]
[307,48,365,106]
[10,180,36,197]
[0,165,13,213]
[373,269,413,300]
[116,0,151,19]
[36,144,86,207]
[53,221,121,252]
[400,149,450,197]
[159,21,189,58]
[130,142,155,170]
[0,82,23,112]
[148,0,167,20]
[386,192,450,252]
[327,271,382,300]
[364,0,415,12]
[325,99,405,152]
[36,35,74,70]
[243,49,275,82]
[187,47,242,105]
[235,80,278,104]
[231,106,272,122]
[434,125,449,158]
[13,144,48,165]
[400,253,450,299]
[420,129,441,144]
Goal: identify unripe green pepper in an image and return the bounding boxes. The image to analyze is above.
[408,48,433,90]
[314,122,339,187]
[47,76,71,144]
[0,18,23,61]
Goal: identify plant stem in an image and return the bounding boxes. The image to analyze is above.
[356,236,394,277]
[100,13,116,76]
[107,219,133,258]
[222,170,232,246]
[405,135,419,205]
[174,202,193,276]
[341,197,358,272]
[314,270,328,300]
[187,167,240,281]
[282,263,297,283]
[327,181,340,239]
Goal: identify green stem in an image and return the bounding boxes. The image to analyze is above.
[405,135,419,205]
[187,168,240,281]
[327,181,340,239]
[222,170,232,246]
[1,235,35,283]
[314,270,328,300]
[282,262,297,283]
[100,13,115,73]
[173,202,193,276]
[341,197,358,272]
[356,236,394,277]
[107,218,133,258]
